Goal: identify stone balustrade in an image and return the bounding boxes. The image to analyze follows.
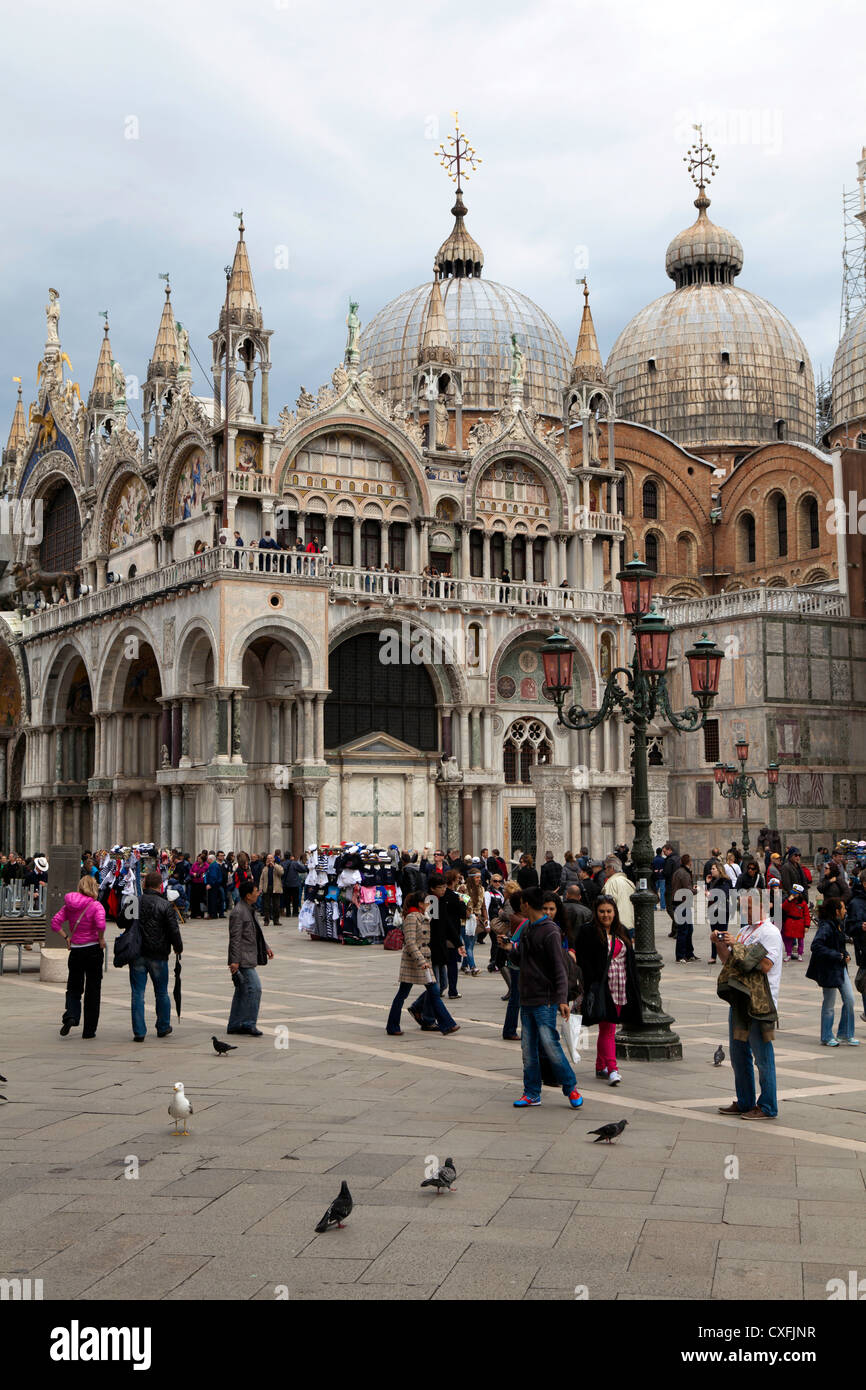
[660,586,848,625]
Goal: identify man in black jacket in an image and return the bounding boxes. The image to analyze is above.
[501,888,582,1109]
[129,871,183,1042]
[661,843,681,937]
[539,851,563,893]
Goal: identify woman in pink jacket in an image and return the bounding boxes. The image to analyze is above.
[51,876,107,1039]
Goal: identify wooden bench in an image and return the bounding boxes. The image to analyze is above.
[0,921,45,974]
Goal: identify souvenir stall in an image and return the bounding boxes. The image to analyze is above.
[298,843,401,945]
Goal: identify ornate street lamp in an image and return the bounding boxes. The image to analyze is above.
[539,558,725,1061]
[715,740,778,854]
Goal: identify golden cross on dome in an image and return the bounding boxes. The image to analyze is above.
[683,123,718,192]
[436,111,482,189]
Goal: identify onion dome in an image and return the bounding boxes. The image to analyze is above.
[435,189,484,279]
[664,190,744,287]
[830,304,866,431]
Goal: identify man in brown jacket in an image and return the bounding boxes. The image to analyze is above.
[259,854,284,926]
[227,878,273,1036]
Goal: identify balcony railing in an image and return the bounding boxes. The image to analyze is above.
[661,586,848,626]
[205,470,272,497]
[574,505,624,533]
[21,547,622,637]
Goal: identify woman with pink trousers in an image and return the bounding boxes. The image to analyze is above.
[51,876,107,1039]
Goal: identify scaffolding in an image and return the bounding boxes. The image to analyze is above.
[840,148,866,339]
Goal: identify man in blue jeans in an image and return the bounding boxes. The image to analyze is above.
[500,887,583,1109]
[713,893,782,1119]
[129,871,183,1041]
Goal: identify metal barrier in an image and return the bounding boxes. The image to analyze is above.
[1,883,46,919]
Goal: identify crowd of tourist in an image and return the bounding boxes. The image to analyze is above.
[9,831,865,1121]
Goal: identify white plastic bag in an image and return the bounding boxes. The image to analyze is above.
[562,1010,582,1065]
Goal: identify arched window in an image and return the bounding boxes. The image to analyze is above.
[600,631,614,680]
[469,529,484,577]
[615,477,625,514]
[776,495,788,558]
[676,533,695,576]
[645,531,659,570]
[325,632,437,749]
[306,514,326,549]
[797,496,820,553]
[642,479,658,520]
[333,517,353,566]
[738,513,756,566]
[40,484,82,574]
[502,719,553,786]
[511,535,526,581]
[276,508,298,547]
[361,520,380,568]
[389,523,406,571]
[467,623,483,667]
[532,538,547,582]
[490,533,505,578]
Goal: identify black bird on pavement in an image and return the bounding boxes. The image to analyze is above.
[315,1181,353,1232]
[0,1072,6,1083]
[713,1045,725,1067]
[588,1119,628,1144]
[212,1036,238,1056]
[421,1158,457,1193]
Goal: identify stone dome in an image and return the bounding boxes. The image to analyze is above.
[606,196,815,447]
[360,277,571,418]
[830,304,866,430]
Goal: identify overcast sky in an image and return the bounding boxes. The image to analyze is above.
[2,0,865,435]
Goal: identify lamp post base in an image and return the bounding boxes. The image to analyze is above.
[616,1016,682,1061]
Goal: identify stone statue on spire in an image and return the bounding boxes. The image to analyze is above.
[45,288,60,348]
[345,300,361,368]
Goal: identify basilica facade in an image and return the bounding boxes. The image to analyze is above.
[1,141,864,860]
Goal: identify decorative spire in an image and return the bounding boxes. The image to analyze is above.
[666,127,743,287]
[418,270,455,365]
[149,275,180,379]
[570,279,607,385]
[434,112,484,279]
[5,379,26,456]
[224,210,262,329]
[89,315,116,409]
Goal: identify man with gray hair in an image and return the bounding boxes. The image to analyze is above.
[603,855,635,937]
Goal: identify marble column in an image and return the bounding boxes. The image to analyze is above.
[457,707,470,768]
[72,798,82,847]
[215,784,236,855]
[588,790,603,860]
[142,794,154,844]
[269,701,281,766]
[427,770,437,848]
[160,705,172,769]
[159,789,170,846]
[231,692,243,763]
[352,517,361,568]
[314,694,325,761]
[171,789,183,848]
[180,701,191,768]
[460,525,470,579]
[302,790,319,847]
[481,787,494,849]
[340,769,351,840]
[461,789,473,851]
[614,786,628,848]
[53,798,63,844]
[567,790,581,853]
[114,793,126,847]
[39,800,50,850]
[583,536,595,590]
[445,786,460,850]
[269,790,282,853]
[404,772,415,847]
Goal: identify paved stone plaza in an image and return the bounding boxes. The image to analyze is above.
[1,914,865,1302]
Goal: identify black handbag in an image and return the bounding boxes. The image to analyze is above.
[254,921,269,967]
[582,937,616,1025]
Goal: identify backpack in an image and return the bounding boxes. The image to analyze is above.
[113,898,143,967]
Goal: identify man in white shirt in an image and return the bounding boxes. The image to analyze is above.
[713,894,782,1120]
[602,855,635,937]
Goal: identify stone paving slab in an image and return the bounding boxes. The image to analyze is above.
[2,912,865,1299]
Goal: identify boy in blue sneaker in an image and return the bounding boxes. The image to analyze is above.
[499,887,582,1109]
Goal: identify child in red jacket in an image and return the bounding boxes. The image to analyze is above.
[782,885,811,962]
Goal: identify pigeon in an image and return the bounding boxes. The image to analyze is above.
[168,1081,193,1136]
[0,1072,6,1083]
[713,1045,725,1067]
[421,1158,457,1194]
[315,1181,353,1232]
[588,1119,628,1144]
[212,1036,238,1057]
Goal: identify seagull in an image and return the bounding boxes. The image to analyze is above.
[713,1045,725,1067]
[315,1181,353,1232]
[168,1081,193,1136]
[421,1158,457,1194]
[588,1119,628,1144]
[212,1036,238,1057]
